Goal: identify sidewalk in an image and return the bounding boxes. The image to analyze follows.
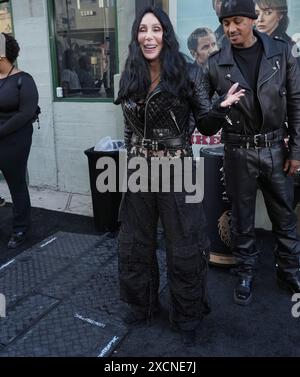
[1,227,299,357]
[0,181,93,218]
[1,181,300,356]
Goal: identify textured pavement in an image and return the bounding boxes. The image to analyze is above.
[1,230,300,357]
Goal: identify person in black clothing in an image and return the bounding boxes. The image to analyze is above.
[187,28,220,143]
[0,33,39,248]
[115,6,244,346]
[254,0,300,205]
[78,55,102,96]
[203,0,300,305]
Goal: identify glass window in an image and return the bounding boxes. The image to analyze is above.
[52,0,117,99]
[135,0,169,14]
[0,1,12,34]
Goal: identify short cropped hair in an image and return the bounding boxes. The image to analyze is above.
[2,33,20,64]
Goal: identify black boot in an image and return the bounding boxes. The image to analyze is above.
[277,270,300,294]
[7,232,27,249]
[233,277,253,306]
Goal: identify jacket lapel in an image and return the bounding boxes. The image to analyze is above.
[256,31,282,88]
[216,31,283,122]
[217,39,252,91]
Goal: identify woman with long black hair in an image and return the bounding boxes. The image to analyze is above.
[0,33,38,249]
[115,6,244,346]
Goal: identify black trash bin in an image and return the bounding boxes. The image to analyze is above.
[84,146,124,232]
[200,145,236,267]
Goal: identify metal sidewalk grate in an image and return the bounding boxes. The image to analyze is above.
[0,294,58,347]
[0,231,167,357]
[1,303,127,357]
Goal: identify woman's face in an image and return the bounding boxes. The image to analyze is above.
[214,0,223,17]
[138,12,163,63]
[255,4,282,35]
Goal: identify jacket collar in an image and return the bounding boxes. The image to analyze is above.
[218,29,282,66]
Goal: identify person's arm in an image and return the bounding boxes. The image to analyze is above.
[0,74,39,138]
[284,43,300,175]
[191,67,244,136]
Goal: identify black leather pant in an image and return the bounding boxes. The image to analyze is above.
[224,142,300,279]
[118,162,210,330]
[0,126,33,233]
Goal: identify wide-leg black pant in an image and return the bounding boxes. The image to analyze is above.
[224,142,300,279]
[0,125,33,233]
[118,163,210,330]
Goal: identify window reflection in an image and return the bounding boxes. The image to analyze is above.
[53,0,116,98]
[0,1,12,34]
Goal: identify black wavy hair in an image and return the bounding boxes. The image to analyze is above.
[2,33,20,64]
[116,6,193,103]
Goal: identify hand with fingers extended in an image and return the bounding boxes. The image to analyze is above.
[220,83,246,108]
[284,159,300,176]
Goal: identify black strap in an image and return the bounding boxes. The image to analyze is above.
[7,65,15,76]
[131,134,188,151]
[222,128,285,145]
[17,75,41,130]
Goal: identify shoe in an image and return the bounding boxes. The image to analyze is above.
[233,277,253,306]
[0,197,5,207]
[180,329,196,347]
[277,272,300,294]
[7,232,27,249]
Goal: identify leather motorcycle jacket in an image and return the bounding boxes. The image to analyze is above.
[121,64,228,154]
[204,30,300,160]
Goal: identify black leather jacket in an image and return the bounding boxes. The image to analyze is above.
[121,64,227,153]
[204,30,300,160]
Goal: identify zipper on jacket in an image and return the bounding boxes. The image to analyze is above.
[144,88,162,139]
[257,67,279,133]
[225,115,233,126]
[258,67,278,89]
[170,110,181,134]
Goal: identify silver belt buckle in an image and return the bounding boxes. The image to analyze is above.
[142,138,151,149]
[152,140,158,151]
[254,134,262,149]
[264,134,272,147]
